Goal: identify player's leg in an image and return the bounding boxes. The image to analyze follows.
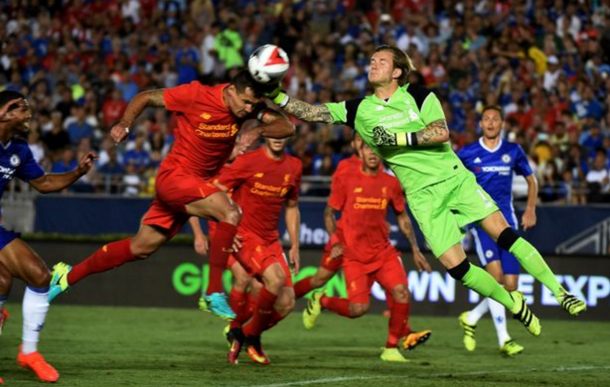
[239,262,286,365]
[459,227,499,351]
[185,191,240,317]
[0,263,12,336]
[227,259,254,331]
[49,222,171,302]
[480,211,586,315]
[496,251,524,356]
[439,243,540,336]
[0,239,59,382]
[294,242,341,299]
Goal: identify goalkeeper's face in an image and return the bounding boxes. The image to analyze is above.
[368,51,400,87]
[480,109,503,140]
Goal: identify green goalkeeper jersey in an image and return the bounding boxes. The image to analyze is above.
[325,83,465,194]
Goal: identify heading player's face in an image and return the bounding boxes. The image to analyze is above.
[265,137,288,153]
[4,99,32,133]
[361,144,380,170]
[368,51,398,86]
[227,86,260,118]
[480,109,503,140]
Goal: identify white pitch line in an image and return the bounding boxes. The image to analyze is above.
[243,365,610,387]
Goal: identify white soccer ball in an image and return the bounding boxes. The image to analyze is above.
[248,44,290,84]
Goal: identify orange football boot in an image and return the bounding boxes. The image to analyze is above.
[17,346,60,383]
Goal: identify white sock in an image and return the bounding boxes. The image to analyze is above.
[467,298,489,324]
[22,286,50,354]
[488,298,510,346]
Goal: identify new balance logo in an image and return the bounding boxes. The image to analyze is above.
[200,113,212,120]
[353,187,363,193]
[254,172,264,178]
[474,157,482,163]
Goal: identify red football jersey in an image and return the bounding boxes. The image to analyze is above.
[216,147,302,243]
[330,155,361,241]
[328,168,405,263]
[162,82,239,179]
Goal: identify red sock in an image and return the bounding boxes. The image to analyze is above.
[403,302,411,336]
[67,239,135,286]
[320,296,352,318]
[386,302,409,348]
[242,287,278,337]
[293,277,313,299]
[229,289,248,329]
[265,309,285,330]
[207,222,237,295]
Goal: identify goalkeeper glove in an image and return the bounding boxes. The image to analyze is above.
[262,83,289,108]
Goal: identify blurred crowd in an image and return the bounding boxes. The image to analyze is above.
[1,0,610,203]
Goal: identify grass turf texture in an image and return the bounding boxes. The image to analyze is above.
[1,304,608,387]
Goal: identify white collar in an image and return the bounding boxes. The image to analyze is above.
[479,137,503,153]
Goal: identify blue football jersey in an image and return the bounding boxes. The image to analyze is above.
[457,138,532,227]
[0,137,45,212]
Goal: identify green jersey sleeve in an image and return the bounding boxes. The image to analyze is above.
[325,102,347,124]
[419,92,445,125]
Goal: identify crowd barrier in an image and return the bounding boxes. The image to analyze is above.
[35,195,610,255]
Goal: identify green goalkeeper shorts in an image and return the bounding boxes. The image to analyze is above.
[407,170,499,258]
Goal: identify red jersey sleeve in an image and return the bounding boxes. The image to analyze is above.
[390,177,406,213]
[287,159,303,201]
[328,174,347,211]
[216,154,254,190]
[163,81,200,113]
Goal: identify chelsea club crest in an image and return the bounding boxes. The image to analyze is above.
[10,154,20,167]
[501,154,511,164]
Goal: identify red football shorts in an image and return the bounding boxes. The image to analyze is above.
[319,238,344,272]
[343,246,407,305]
[235,234,293,287]
[142,167,222,237]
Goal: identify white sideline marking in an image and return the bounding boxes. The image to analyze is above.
[244,365,610,387]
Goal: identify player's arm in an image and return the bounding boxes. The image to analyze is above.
[266,87,334,123]
[110,89,166,144]
[189,217,208,257]
[396,210,431,273]
[324,205,343,259]
[29,151,97,193]
[285,199,300,274]
[522,174,538,231]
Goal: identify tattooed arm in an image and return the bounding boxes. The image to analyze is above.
[372,119,449,148]
[282,98,334,124]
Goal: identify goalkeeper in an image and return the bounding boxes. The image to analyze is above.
[264,45,586,336]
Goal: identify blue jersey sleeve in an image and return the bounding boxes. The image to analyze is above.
[513,145,532,177]
[16,147,45,182]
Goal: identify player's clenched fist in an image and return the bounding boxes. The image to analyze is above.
[110,121,130,144]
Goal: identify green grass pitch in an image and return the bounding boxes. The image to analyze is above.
[1,304,608,387]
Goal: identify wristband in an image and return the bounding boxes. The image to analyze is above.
[396,132,418,147]
[272,91,290,108]
[257,109,271,122]
[125,127,130,134]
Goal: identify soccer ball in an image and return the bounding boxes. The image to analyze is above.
[248,44,290,84]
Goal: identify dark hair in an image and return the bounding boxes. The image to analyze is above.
[231,69,266,98]
[0,90,25,110]
[481,105,504,120]
[374,45,416,86]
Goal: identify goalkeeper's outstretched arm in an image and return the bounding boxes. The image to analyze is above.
[267,89,334,124]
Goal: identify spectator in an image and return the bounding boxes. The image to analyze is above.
[66,105,94,145]
[586,149,610,203]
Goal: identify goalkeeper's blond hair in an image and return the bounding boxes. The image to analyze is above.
[374,45,416,86]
